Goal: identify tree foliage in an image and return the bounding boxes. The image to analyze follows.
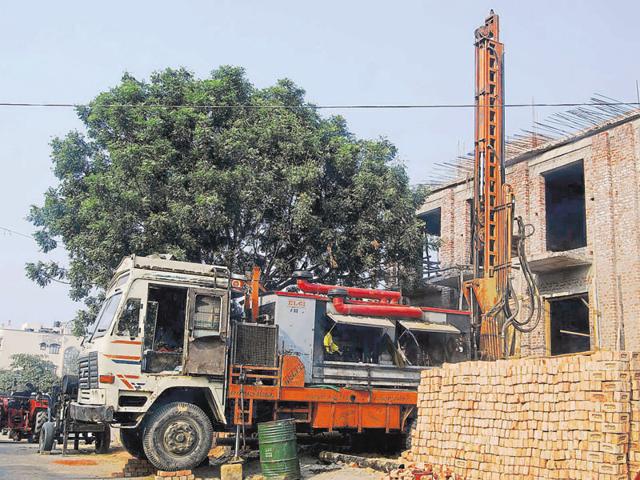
[28,66,426,333]
[0,354,59,394]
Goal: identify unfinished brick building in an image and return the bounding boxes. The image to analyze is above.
[417,107,640,356]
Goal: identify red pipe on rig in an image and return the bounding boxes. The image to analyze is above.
[330,290,423,319]
[295,273,401,303]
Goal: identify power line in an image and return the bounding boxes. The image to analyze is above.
[0,226,33,239]
[0,226,71,285]
[0,101,639,110]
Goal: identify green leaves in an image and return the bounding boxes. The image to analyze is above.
[0,354,59,394]
[28,66,425,333]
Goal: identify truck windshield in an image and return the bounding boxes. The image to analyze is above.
[91,293,123,340]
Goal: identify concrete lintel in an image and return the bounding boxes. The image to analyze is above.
[527,249,592,274]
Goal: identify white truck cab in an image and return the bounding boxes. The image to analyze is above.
[70,255,232,470]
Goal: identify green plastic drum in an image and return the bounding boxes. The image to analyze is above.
[258,419,301,479]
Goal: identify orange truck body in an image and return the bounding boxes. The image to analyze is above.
[227,355,416,432]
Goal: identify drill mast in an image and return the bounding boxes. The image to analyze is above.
[466,11,515,360]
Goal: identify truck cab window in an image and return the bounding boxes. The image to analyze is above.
[143,285,188,373]
[91,292,123,340]
[116,298,141,338]
[193,295,221,333]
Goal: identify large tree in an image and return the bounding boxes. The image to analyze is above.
[0,354,59,394]
[27,66,426,334]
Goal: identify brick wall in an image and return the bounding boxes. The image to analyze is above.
[587,122,640,350]
[435,186,474,268]
[419,117,640,355]
[407,351,640,480]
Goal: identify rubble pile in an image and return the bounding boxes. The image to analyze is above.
[383,462,465,480]
[407,351,640,480]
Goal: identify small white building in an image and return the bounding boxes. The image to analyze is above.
[0,325,83,376]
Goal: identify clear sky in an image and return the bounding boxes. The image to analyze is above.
[1,0,639,328]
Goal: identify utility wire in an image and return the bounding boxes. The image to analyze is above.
[0,101,639,110]
[0,226,71,285]
[0,226,33,239]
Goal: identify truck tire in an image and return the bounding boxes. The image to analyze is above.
[31,410,47,443]
[95,427,111,454]
[39,421,56,452]
[120,427,146,459]
[142,402,213,471]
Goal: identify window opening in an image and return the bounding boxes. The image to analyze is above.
[323,324,394,365]
[193,294,221,333]
[91,293,123,340]
[116,298,141,338]
[421,208,442,278]
[549,294,590,355]
[62,347,79,376]
[115,273,129,288]
[143,285,187,373]
[544,161,587,252]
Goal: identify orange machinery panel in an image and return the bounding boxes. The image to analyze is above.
[312,403,401,431]
[228,355,416,432]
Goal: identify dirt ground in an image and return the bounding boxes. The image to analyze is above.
[0,431,383,480]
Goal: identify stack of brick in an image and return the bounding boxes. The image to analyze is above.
[118,458,155,477]
[154,470,195,480]
[409,351,640,480]
[631,360,640,477]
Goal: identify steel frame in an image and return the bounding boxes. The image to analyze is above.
[466,12,515,360]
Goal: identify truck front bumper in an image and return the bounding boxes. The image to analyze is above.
[68,402,114,423]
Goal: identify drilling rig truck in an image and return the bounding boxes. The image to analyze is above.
[44,255,470,470]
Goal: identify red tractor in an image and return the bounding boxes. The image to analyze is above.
[1,391,49,442]
[0,395,8,434]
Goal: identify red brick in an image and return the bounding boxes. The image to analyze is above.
[419,118,640,355]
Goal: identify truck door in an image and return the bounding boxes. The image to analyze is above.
[183,287,228,376]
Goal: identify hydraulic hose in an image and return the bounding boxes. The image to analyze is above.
[501,217,542,355]
[331,293,423,319]
[296,277,401,303]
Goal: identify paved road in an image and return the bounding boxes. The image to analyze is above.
[0,433,382,480]
[0,435,129,480]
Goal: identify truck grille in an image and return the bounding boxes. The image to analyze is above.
[233,322,278,366]
[78,351,99,390]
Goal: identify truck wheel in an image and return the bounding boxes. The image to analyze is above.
[142,402,213,471]
[31,410,47,443]
[95,427,111,454]
[39,422,56,452]
[120,427,146,459]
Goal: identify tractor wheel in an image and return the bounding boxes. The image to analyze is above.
[31,410,47,443]
[94,427,111,454]
[120,427,146,459]
[39,421,56,452]
[142,402,213,471]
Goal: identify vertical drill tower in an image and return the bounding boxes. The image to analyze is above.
[467,11,515,359]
